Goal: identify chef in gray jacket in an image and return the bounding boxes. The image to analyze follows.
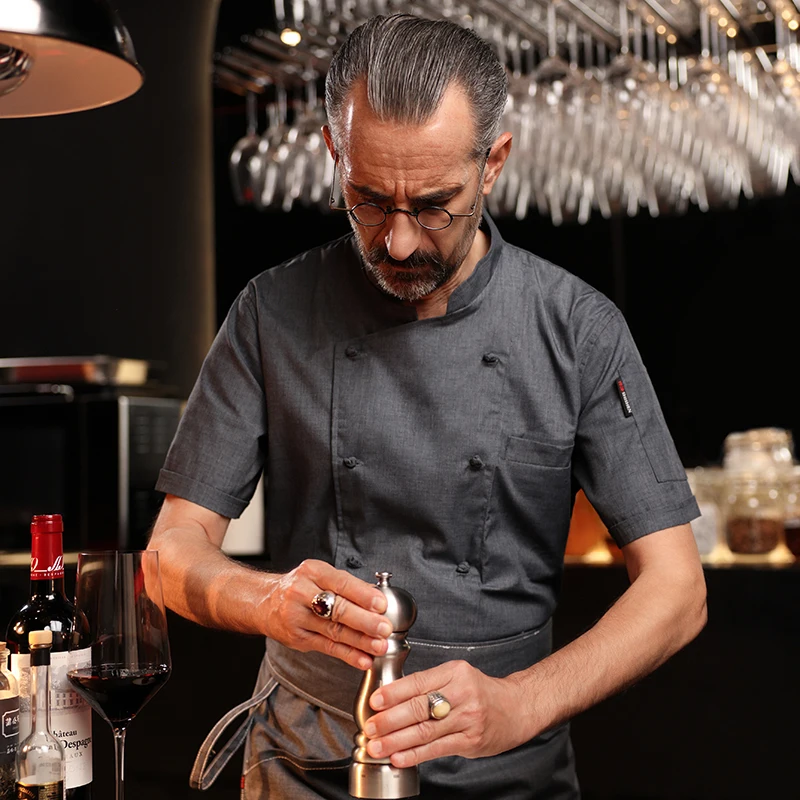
[150,13,707,799]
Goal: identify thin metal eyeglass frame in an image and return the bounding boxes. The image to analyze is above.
[328,149,491,230]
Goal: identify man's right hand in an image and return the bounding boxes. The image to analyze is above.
[149,497,390,669]
[261,559,391,670]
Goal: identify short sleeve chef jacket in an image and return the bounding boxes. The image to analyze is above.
[157,213,699,644]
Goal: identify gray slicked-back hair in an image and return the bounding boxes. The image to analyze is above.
[325,14,507,159]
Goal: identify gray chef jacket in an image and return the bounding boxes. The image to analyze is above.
[158,213,699,799]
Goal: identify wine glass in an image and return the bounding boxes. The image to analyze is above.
[67,551,171,800]
[229,90,263,206]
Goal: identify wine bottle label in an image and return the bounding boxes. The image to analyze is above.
[14,780,64,799]
[10,650,92,790]
[8,655,29,732]
[1,695,20,796]
[1,695,20,757]
[29,534,64,581]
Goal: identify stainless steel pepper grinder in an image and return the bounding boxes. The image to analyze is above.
[350,571,419,799]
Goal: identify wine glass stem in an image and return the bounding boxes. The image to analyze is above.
[113,727,127,800]
[547,1,557,58]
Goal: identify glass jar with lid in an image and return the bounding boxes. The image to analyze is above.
[723,427,795,475]
[783,465,800,558]
[723,470,785,555]
[686,466,725,558]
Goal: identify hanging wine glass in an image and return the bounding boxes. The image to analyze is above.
[684,6,757,204]
[258,83,290,209]
[605,0,639,87]
[579,32,613,220]
[229,91,262,205]
[530,1,583,113]
[529,1,583,224]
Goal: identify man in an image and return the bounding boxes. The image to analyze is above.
[150,13,707,799]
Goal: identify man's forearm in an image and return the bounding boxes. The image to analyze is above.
[147,496,393,672]
[509,534,707,743]
[148,520,274,636]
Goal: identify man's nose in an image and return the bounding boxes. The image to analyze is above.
[384,211,422,262]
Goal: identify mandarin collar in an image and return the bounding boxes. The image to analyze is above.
[445,212,502,314]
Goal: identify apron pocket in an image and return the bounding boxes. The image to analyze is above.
[407,621,553,677]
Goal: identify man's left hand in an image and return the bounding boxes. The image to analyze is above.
[363,661,528,767]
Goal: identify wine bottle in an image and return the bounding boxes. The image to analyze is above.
[0,641,19,800]
[5,516,92,799]
[15,630,65,799]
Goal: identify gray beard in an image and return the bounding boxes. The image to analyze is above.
[363,250,456,302]
[353,209,482,303]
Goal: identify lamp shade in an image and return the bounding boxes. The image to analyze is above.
[0,0,143,118]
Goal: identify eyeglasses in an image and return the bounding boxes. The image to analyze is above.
[329,150,491,231]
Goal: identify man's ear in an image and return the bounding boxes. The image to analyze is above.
[322,125,336,160]
[482,131,513,195]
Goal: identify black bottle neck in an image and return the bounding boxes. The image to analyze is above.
[29,577,68,601]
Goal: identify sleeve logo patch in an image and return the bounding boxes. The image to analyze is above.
[616,378,633,417]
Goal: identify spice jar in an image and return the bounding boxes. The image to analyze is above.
[723,428,795,475]
[723,471,784,555]
[686,466,724,557]
[784,466,800,558]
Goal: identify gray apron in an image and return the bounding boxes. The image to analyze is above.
[190,619,579,799]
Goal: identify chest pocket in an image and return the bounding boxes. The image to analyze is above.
[481,435,574,591]
[504,435,573,468]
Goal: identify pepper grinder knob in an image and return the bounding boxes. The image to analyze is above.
[376,571,416,633]
[349,572,419,799]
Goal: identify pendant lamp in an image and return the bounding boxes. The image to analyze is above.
[0,0,143,118]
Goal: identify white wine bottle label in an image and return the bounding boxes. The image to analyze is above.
[10,649,93,790]
[15,780,64,799]
[50,649,92,790]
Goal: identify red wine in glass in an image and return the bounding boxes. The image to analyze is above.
[68,551,171,800]
[67,665,171,727]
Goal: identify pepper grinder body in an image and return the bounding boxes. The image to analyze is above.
[349,572,419,799]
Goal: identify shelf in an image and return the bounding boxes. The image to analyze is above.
[564,542,800,568]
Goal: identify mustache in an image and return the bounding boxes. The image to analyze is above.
[366,245,447,270]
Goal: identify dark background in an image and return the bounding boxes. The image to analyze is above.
[1,1,798,798]
[0,0,220,401]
